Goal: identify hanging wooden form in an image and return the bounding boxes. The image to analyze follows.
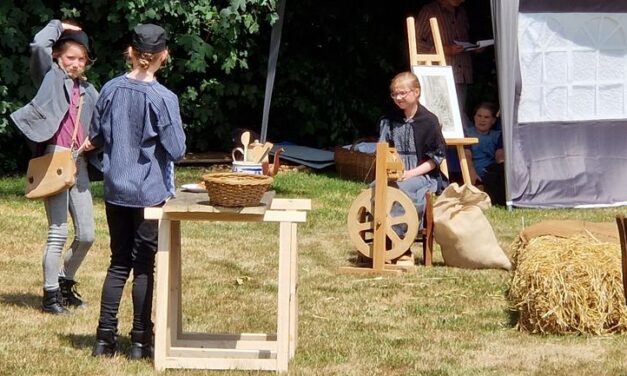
[406,16,478,186]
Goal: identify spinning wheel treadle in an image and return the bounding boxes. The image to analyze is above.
[347,187,419,261]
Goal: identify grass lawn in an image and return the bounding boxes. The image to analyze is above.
[1,166,627,375]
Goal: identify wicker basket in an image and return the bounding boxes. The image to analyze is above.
[334,143,376,183]
[202,173,273,207]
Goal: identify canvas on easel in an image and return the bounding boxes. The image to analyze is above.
[412,65,464,139]
[406,16,478,185]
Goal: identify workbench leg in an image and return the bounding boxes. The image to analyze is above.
[288,222,298,359]
[170,221,182,344]
[154,219,172,371]
[276,222,292,373]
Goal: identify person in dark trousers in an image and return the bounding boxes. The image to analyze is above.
[10,19,99,315]
[86,23,186,359]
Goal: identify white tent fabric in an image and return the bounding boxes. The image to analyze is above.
[491,0,627,208]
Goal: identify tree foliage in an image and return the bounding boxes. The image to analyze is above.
[0,0,496,174]
[0,0,278,173]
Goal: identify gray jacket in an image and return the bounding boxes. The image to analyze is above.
[10,20,100,164]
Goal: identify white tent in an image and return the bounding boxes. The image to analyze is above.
[492,0,627,208]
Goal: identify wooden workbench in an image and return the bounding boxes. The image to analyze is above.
[145,190,311,372]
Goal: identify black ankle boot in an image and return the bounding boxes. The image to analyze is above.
[59,277,85,308]
[92,328,118,357]
[42,289,69,315]
[129,329,153,360]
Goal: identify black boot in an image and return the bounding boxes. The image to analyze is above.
[59,277,85,308]
[42,289,69,315]
[92,328,118,357]
[129,329,153,360]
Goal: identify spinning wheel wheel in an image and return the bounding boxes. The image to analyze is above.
[347,187,419,262]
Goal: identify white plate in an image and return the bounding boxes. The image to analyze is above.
[181,183,206,193]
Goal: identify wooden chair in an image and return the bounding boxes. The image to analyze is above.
[616,215,627,305]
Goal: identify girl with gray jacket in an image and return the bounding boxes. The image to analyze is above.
[10,20,98,315]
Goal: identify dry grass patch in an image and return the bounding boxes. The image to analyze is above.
[1,170,627,375]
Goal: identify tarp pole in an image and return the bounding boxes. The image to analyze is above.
[260,0,287,143]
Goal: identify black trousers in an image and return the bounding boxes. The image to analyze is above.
[97,203,158,332]
[483,163,506,207]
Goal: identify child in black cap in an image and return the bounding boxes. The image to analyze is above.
[86,23,186,359]
[10,19,99,315]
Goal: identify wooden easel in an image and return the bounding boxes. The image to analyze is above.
[406,16,478,185]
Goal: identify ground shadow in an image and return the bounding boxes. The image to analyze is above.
[62,333,96,351]
[1,292,40,310]
[345,254,447,268]
[506,308,519,329]
[61,333,131,352]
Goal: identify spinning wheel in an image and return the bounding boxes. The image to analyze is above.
[340,142,420,274]
[347,187,419,262]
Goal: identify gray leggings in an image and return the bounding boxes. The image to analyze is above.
[42,145,95,291]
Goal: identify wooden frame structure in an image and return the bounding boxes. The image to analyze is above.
[145,191,311,372]
[341,143,419,275]
[406,16,478,185]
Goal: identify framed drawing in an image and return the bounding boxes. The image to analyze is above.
[411,65,464,139]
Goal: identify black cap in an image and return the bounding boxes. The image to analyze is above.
[56,30,90,53]
[132,24,167,53]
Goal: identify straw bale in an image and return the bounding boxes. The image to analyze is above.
[508,235,627,335]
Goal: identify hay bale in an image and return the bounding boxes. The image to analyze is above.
[508,235,627,335]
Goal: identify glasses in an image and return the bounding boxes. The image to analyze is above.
[390,90,413,99]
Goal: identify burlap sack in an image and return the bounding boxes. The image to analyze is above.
[433,183,511,270]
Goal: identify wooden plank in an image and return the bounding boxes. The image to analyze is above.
[154,219,172,371]
[407,16,447,67]
[178,333,277,341]
[163,357,278,370]
[172,338,277,351]
[164,191,271,215]
[145,207,163,220]
[372,143,388,271]
[157,212,266,222]
[288,222,299,359]
[446,137,479,146]
[270,198,312,211]
[158,209,305,223]
[276,221,292,373]
[446,138,479,185]
[171,221,183,342]
[337,266,405,275]
[263,210,307,223]
[168,347,276,359]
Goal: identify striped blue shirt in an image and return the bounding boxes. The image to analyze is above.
[90,75,186,207]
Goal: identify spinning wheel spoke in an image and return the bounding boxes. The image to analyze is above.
[389,212,413,226]
[355,220,373,232]
[385,227,403,245]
